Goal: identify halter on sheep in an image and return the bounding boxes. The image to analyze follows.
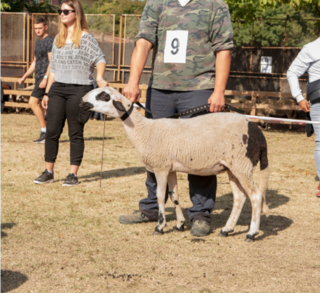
[80,87,270,242]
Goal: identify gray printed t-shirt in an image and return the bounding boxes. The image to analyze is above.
[34,35,54,79]
[50,33,106,85]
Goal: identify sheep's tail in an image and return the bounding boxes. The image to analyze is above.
[259,147,269,217]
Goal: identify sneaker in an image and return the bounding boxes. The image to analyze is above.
[33,132,46,144]
[62,173,79,186]
[190,220,211,237]
[34,169,54,184]
[119,210,154,224]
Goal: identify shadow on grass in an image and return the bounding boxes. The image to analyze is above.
[79,166,147,183]
[1,223,16,238]
[162,189,292,241]
[212,189,292,241]
[1,270,28,293]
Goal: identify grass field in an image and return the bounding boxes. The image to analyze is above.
[1,113,320,293]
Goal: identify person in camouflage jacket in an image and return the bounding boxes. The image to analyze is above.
[120,0,234,236]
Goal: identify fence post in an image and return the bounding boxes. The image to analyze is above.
[250,92,257,116]
[26,14,30,87]
[249,21,254,92]
[112,14,115,66]
[117,15,123,84]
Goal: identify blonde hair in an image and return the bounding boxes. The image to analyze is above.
[55,0,89,48]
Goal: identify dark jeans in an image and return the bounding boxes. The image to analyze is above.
[139,88,217,223]
[45,82,93,166]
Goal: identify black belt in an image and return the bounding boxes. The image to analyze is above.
[309,89,320,102]
[307,78,320,101]
[135,102,245,119]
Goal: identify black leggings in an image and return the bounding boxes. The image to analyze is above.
[45,82,93,166]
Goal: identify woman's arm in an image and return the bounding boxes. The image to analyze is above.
[96,62,108,88]
[42,72,55,109]
[39,53,52,89]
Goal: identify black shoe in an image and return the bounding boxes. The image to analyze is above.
[34,169,54,184]
[62,173,79,186]
[33,132,46,144]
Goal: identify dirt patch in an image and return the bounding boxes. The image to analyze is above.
[1,113,320,292]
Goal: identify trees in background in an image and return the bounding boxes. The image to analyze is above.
[83,0,146,15]
[2,0,318,22]
[227,0,319,24]
[1,0,57,13]
[233,4,319,47]
[82,0,319,23]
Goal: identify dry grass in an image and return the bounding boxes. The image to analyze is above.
[1,113,320,293]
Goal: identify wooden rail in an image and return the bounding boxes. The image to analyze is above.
[1,77,149,108]
[2,77,303,115]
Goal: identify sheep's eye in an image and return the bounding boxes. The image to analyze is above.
[96,92,111,102]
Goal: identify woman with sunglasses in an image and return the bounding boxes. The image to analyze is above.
[34,0,108,186]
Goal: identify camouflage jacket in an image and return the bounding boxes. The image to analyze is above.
[135,0,234,91]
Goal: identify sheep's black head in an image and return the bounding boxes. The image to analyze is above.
[80,87,131,118]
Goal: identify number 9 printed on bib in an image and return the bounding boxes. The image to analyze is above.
[164,31,189,64]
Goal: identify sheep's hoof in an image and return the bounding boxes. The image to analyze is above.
[153,227,163,235]
[218,229,233,237]
[173,225,184,232]
[245,234,255,242]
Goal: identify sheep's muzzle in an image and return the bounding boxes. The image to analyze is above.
[80,101,94,111]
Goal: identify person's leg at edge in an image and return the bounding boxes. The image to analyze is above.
[30,78,48,142]
[310,102,320,197]
[29,96,46,128]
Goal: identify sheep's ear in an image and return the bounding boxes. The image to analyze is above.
[113,100,126,112]
[96,91,111,102]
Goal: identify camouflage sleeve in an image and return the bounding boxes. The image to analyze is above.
[134,0,159,47]
[210,0,234,52]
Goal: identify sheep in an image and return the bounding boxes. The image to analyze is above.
[257,98,298,130]
[80,87,270,242]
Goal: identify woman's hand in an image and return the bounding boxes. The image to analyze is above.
[97,79,109,88]
[42,95,49,109]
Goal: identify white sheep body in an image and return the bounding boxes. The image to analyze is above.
[124,111,253,176]
[81,87,269,241]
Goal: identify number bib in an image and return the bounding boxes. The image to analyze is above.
[164,30,189,64]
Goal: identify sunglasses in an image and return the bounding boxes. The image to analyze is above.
[58,9,75,15]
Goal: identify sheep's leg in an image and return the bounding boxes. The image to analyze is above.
[153,171,169,235]
[232,172,262,242]
[167,172,185,232]
[219,170,246,237]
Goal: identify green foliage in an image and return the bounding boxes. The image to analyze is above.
[26,0,58,13]
[1,2,12,12]
[232,4,319,47]
[84,0,146,35]
[84,0,146,15]
[226,0,320,23]
[1,0,58,13]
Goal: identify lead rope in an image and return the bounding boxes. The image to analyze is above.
[100,114,106,188]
